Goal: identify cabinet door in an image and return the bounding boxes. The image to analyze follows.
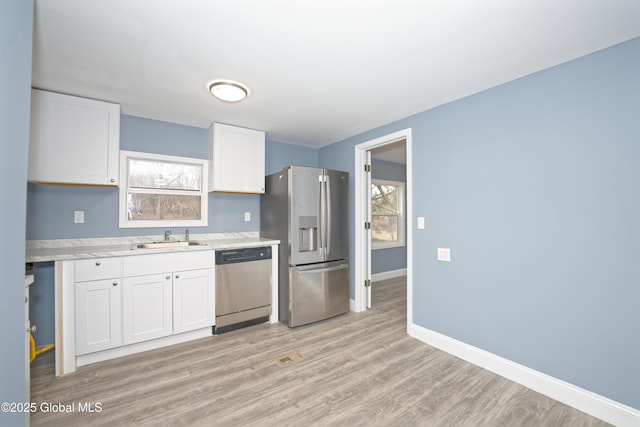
[75,279,122,355]
[28,89,120,186]
[173,268,215,334]
[209,123,265,193]
[122,274,172,344]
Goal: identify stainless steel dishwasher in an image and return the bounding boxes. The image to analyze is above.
[214,246,272,333]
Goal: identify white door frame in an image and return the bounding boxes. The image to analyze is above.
[354,128,412,330]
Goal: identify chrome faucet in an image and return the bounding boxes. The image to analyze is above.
[164,229,171,241]
[185,229,190,242]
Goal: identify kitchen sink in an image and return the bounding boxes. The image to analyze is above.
[132,241,204,249]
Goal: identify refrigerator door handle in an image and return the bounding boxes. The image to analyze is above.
[318,174,325,253]
[325,174,331,255]
[294,263,349,275]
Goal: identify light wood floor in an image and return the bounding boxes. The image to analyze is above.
[31,276,609,426]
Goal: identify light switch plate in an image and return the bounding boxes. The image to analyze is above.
[244,212,251,222]
[74,210,84,224]
[437,247,451,262]
[417,217,425,229]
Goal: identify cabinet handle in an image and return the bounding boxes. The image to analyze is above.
[166,275,171,280]
[26,325,36,333]
[175,274,180,279]
[95,261,101,266]
[110,178,115,183]
[112,282,118,287]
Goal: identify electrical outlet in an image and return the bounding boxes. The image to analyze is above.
[437,248,451,262]
[244,212,251,222]
[417,217,425,229]
[74,210,84,224]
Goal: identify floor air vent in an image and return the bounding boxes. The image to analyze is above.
[276,352,304,367]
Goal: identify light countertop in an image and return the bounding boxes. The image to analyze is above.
[26,232,279,263]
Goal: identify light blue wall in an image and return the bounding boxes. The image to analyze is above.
[27,115,259,240]
[0,1,33,425]
[371,159,407,182]
[266,140,318,174]
[371,158,405,182]
[27,118,318,347]
[320,38,640,410]
[121,115,208,158]
[371,159,407,275]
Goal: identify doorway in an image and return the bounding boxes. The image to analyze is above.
[354,129,412,331]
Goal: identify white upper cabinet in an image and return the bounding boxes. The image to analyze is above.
[28,89,120,186]
[208,123,265,193]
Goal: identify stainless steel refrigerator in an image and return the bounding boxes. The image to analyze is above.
[261,166,349,327]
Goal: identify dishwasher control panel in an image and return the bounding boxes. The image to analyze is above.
[215,246,272,265]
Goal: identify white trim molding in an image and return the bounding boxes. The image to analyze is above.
[408,322,640,427]
[119,150,209,228]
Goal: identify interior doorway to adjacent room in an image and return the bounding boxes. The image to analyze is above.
[354,129,412,330]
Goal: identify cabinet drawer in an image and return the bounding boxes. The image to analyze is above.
[122,251,213,277]
[75,258,122,282]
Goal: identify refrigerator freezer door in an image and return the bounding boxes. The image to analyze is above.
[324,168,349,262]
[289,166,324,266]
[288,260,349,327]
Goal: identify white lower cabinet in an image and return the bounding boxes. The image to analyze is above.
[122,267,215,342]
[75,278,122,355]
[74,251,216,356]
[173,268,215,334]
[122,274,173,344]
[57,245,276,375]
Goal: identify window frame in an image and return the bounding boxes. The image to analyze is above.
[119,150,208,228]
[371,178,406,250]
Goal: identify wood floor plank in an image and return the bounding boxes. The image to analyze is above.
[30,276,610,426]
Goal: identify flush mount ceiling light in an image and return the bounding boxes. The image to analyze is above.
[207,80,249,103]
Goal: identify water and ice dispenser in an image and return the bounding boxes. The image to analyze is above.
[299,216,317,252]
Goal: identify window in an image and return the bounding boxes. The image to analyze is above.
[119,151,208,228]
[371,179,405,249]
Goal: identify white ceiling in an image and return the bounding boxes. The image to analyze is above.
[31,0,640,148]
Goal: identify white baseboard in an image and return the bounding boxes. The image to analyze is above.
[372,268,407,282]
[408,323,640,427]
